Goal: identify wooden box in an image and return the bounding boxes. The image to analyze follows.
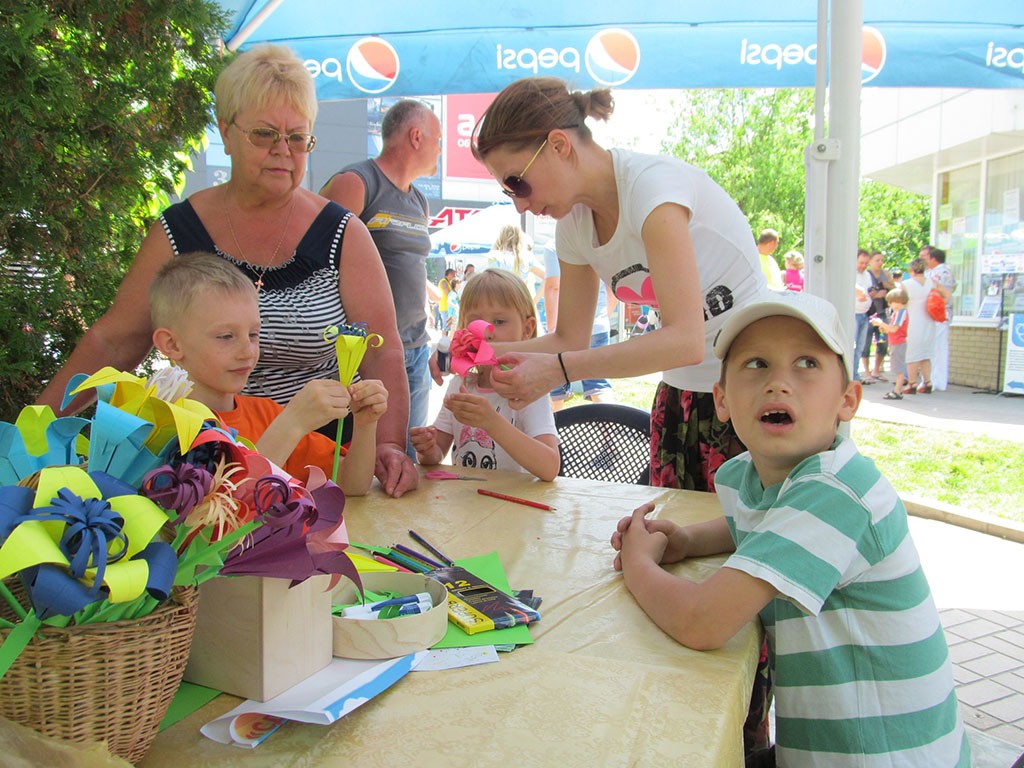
[183,575,333,701]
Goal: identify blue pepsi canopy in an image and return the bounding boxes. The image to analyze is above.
[221,0,1024,99]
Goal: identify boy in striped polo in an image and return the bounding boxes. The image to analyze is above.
[612,292,968,766]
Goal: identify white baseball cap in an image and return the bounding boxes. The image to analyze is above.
[712,292,853,379]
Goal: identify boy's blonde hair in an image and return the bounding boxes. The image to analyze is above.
[886,287,908,305]
[458,268,538,338]
[215,43,318,128]
[150,252,257,329]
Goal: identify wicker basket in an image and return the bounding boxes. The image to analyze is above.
[0,582,199,764]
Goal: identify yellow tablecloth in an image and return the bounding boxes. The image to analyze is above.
[142,469,761,767]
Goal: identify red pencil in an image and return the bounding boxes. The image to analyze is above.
[477,488,555,511]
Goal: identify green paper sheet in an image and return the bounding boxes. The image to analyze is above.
[160,682,222,731]
[431,552,534,649]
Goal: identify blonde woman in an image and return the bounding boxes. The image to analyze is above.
[37,44,416,497]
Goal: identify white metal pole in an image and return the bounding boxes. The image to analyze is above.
[224,0,288,52]
[824,0,862,331]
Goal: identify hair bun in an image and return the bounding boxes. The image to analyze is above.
[571,88,615,123]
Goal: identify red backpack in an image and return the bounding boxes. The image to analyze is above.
[926,289,947,323]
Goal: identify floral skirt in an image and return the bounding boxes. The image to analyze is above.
[649,383,746,492]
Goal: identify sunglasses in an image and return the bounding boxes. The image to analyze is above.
[500,139,547,199]
[233,123,317,153]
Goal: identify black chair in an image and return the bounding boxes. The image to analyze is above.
[554,403,651,485]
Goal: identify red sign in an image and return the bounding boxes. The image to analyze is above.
[444,93,496,180]
[429,206,484,229]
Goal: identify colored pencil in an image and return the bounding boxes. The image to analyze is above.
[372,553,413,573]
[408,529,455,566]
[392,543,444,570]
[382,548,432,574]
[476,488,555,511]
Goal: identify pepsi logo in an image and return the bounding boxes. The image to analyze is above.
[585,29,641,86]
[739,26,887,85]
[861,26,886,84]
[346,37,400,94]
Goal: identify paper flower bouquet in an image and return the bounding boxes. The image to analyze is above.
[0,366,360,761]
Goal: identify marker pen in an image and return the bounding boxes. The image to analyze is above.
[342,600,432,620]
[436,334,451,374]
[339,592,432,618]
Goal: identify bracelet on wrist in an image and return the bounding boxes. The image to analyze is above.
[557,352,571,386]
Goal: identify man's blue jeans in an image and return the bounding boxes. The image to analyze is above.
[405,343,432,458]
[853,312,870,381]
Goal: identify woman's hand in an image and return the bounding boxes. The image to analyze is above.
[489,352,562,409]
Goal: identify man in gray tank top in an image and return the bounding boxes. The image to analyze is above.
[321,100,441,457]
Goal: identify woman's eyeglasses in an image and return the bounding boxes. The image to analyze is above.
[234,123,317,153]
[500,139,547,199]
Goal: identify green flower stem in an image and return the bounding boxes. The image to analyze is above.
[0,581,26,620]
[0,611,42,681]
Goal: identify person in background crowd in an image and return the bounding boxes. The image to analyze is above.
[924,246,957,391]
[757,229,785,291]
[783,251,804,292]
[541,240,616,410]
[872,287,910,400]
[902,256,951,395]
[320,98,441,459]
[486,224,545,295]
[853,249,873,383]
[436,267,456,330]
[36,43,416,498]
[862,251,894,383]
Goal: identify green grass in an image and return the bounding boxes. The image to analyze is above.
[563,377,1024,524]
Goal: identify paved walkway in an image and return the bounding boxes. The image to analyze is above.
[857,382,1024,765]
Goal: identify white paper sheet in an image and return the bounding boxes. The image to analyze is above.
[200,653,423,748]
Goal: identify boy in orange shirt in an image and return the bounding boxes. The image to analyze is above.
[150,252,387,495]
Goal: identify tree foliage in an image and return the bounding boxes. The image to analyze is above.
[661,88,930,270]
[0,0,228,420]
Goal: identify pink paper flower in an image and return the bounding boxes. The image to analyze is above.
[449,320,499,377]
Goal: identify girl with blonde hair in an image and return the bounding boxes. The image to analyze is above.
[411,268,559,480]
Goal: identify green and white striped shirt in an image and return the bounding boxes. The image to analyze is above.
[716,435,970,767]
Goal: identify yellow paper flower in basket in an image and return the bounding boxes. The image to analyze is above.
[65,366,215,487]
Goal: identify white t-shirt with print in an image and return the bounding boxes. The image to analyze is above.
[556,149,767,393]
[433,376,557,475]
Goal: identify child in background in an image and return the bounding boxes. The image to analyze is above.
[611,292,968,767]
[783,251,804,292]
[444,277,461,332]
[410,268,559,481]
[872,287,910,400]
[150,252,388,495]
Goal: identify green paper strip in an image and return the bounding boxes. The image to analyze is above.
[332,419,343,484]
[0,612,43,681]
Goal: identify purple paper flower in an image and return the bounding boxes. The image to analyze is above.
[140,463,213,522]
